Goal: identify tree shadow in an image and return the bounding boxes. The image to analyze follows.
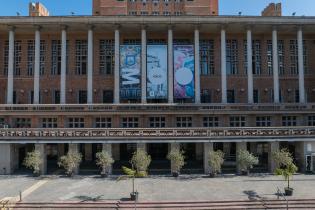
[74,195,104,202]
[243,190,262,201]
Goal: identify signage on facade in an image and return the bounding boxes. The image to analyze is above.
[173,45,195,99]
[147,45,168,99]
[120,45,141,99]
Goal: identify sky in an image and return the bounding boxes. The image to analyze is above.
[1,0,315,16]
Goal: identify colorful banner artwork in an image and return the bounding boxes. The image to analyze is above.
[146,45,168,99]
[173,45,195,99]
[120,45,141,99]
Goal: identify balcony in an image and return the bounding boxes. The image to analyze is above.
[0,103,314,114]
[0,127,314,143]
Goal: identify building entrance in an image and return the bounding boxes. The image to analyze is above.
[148,143,170,174]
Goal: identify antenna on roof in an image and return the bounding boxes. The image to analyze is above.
[292,12,296,16]
[71,12,75,16]
[238,12,242,16]
[16,12,20,16]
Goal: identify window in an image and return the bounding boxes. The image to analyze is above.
[68,117,85,128]
[308,116,315,126]
[227,89,235,103]
[75,40,87,75]
[51,40,61,75]
[140,11,148,15]
[226,40,238,75]
[122,117,139,128]
[53,90,60,104]
[152,11,159,16]
[28,40,46,76]
[229,116,246,127]
[3,40,22,76]
[203,117,219,127]
[149,117,165,128]
[201,89,211,103]
[103,90,113,103]
[99,40,114,75]
[163,11,170,16]
[41,118,57,128]
[14,118,31,128]
[290,40,307,75]
[78,90,87,104]
[282,116,297,126]
[200,40,215,75]
[267,40,284,75]
[253,89,259,103]
[295,89,299,103]
[95,117,112,128]
[174,11,182,16]
[123,39,141,45]
[128,11,137,15]
[244,40,261,75]
[176,117,192,127]
[256,116,271,127]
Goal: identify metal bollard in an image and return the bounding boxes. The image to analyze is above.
[19,191,22,202]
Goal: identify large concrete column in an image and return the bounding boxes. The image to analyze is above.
[194,28,201,103]
[236,142,247,174]
[170,143,180,172]
[68,143,80,174]
[35,143,47,175]
[221,28,227,103]
[269,141,279,173]
[60,27,67,104]
[102,143,113,174]
[272,28,280,103]
[137,143,147,152]
[87,26,94,104]
[7,28,15,104]
[141,27,147,104]
[247,29,254,103]
[297,27,305,103]
[84,144,92,162]
[33,28,41,104]
[112,144,120,161]
[204,142,213,174]
[0,144,14,174]
[168,26,174,103]
[114,27,120,104]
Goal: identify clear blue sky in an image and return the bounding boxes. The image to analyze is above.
[1,0,314,16]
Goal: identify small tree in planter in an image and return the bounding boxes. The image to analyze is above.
[130,149,151,178]
[58,151,82,177]
[208,150,225,177]
[96,151,114,178]
[167,149,185,177]
[23,150,42,176]
[272,149,298,196]
[236,149,259,175]
[117,166,139,201]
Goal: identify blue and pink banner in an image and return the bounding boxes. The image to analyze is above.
[173,45,195,99]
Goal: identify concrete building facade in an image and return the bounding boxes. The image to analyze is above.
[0,15,315,175]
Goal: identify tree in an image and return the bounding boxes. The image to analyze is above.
[58,151,82,176]
[272,148,293,169]
[236,149,259,174]
[208,150,225,176]
[95,151,114,176]
[130,149,151,177]
[117,166,139,201]
[167,149,185,176]
[275,162,298,190]
[23,150,42,175]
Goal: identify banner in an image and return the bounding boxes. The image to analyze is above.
[147,45,168,99]
[120,45,141,99]
[173,45,195,99]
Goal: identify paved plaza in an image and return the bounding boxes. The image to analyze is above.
[1,174,315,203]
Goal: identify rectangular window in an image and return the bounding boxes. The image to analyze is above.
[203,116,219,127]
[14,118,31,128]
[290,40,307,75]
[176,117,192,127]
[68,117,85,128]
[41,118,58,128]
[121,117,139,128]
[102,90,113,103]
[78,90,87,104]
[244,40,261,75]
[253,89,259,103]
[28,40,46,76]
[149,117,166,128]
[226,40,238,75]
[95,117,112,128]
[99,40,114,75]
[51,40,61,75]
[227,89,235,103]
[267,40,284,75]
[308,116,315,126]
[229,116,246,127]
[53,90,60,104]
[201,89,211,103]
[75,40,87,75]
[2,40,23,76]
[200,40,214,75]
[295,89,299,103]
[256,116,271,127]
[282,116,297,126]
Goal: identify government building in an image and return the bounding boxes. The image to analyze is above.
[0,1,315,175]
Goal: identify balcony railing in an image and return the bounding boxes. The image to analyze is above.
[0,127,314,141]
[0,103,314,113]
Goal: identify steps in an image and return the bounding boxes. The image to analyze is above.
[9,199,315,210]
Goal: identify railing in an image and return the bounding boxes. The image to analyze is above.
[0,103,314,113]
[0,127,314,140]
